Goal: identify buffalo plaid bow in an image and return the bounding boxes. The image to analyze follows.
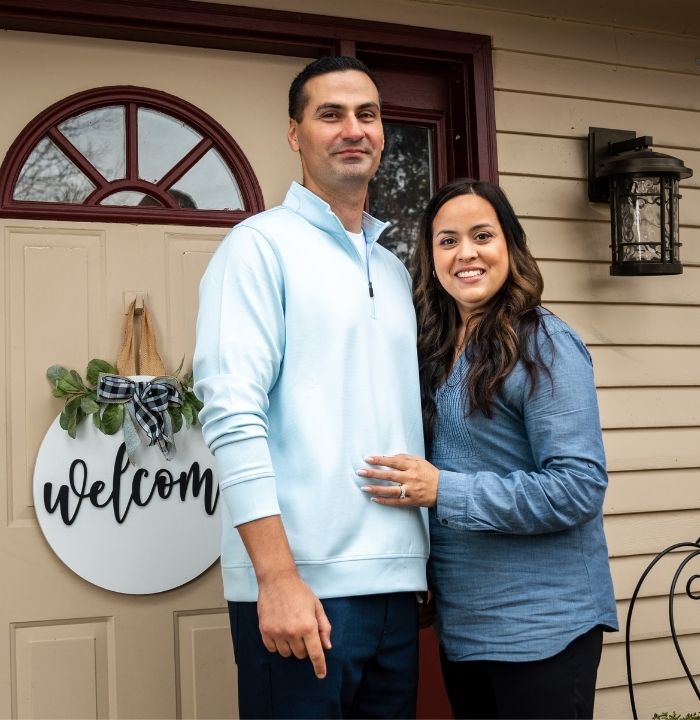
[97,374,183,462]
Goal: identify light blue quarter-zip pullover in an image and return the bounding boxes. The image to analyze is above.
[194,182,429,602]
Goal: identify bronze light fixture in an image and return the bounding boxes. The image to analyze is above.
[588,127,693,276]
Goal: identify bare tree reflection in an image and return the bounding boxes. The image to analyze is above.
[369,124,433,265]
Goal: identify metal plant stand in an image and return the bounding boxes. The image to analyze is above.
[626,537,700,718]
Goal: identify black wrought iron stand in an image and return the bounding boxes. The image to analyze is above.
[626,537,700,718]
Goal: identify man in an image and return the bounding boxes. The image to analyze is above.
[194,56,428,719]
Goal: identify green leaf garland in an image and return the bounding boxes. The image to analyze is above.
[47,359,201,438]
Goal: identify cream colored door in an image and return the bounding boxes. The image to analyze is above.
[0,31,306,719]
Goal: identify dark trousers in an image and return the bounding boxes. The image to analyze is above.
[440,625,603,719]
[228,593,419,719]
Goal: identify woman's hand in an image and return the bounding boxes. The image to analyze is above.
[358,454,439,508]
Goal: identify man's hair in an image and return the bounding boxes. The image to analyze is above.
[288,56,378,121]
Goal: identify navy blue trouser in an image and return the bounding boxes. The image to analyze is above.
[228,593,419,719]
[440,625,603,719]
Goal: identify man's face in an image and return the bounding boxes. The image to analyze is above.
[288,70,384,198]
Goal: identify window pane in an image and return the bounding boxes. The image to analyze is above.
[13,137,95,203]
[369,123,434,265]
[170,148,243,210]
[138,108,201,183]
[100,191,164,207]
[58,106,125,181]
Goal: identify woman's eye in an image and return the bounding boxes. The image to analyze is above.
[475,232,491,242]
[438,237,456,247]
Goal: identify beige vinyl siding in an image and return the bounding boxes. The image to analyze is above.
[491,11,700,715]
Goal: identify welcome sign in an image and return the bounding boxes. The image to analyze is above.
[34,414,220,594]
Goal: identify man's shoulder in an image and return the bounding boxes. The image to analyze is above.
[232,203,315,241]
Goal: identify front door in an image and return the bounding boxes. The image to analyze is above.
[0,30,308,719]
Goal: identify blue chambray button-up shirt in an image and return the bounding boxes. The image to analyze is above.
[428,310,618,662]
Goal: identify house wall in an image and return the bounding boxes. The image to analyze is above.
[217,0,700,715]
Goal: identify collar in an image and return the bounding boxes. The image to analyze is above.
[282,181,390,247]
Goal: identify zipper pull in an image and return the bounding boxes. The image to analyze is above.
[368,281,374,298]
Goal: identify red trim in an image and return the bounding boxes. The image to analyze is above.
[86,180,175,207]
[127,102,138,182]
[0,85,265,224]
[158,138,213,192]
[46,126,108,188]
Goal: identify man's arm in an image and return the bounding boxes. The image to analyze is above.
[194,227,331,678]
[237,516,332,678]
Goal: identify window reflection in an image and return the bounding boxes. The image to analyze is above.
[13,137,95,203]
[58,106,125,181]
[171,148,243,210]
[138,108,201,183]
[369,123,434,265]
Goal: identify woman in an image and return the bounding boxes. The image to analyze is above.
[358,179,618,719]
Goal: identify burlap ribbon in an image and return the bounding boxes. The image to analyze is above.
[97,299,182,463]
[117,299,167,377]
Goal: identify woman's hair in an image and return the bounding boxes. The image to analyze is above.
[412,178,546,448]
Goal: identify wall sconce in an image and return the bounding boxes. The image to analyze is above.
[588,127,693,276]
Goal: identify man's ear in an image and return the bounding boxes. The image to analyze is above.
[288,119,299,152]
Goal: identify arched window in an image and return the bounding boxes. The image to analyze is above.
[0,86,264,225]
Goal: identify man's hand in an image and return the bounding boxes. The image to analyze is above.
[257,570,332,678]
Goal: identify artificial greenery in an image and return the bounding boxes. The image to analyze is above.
[47,358,202,439]
[653,713,700,720]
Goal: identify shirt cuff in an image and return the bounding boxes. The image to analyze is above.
[435,470,469,527]
[214,439,281,526]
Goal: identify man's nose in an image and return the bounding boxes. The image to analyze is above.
[341,115,364,140]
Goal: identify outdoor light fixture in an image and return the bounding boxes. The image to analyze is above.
[588,127,693,276]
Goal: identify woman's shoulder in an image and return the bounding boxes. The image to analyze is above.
[532,306,591,363]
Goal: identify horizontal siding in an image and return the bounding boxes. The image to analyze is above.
[598,388,700,428]
[590,347,700,386]
[605,469,700,514]
[606,511,700,556]
[493,49,700,112]
[498,133,700,190]
[495,89,700,147]
[612,552,700,599]
[546,304,700,345]
[596,677,700,719]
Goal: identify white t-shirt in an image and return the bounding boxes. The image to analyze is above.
[346,229,367,266]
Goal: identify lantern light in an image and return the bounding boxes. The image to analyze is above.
[588,127,693,276]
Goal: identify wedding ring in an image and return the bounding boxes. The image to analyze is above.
[399,484,406,500]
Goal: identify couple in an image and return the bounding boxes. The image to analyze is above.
[193,56,618,720]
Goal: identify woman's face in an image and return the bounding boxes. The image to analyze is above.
[431,193,510,322]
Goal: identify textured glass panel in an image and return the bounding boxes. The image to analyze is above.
[100,191,164,207]
[368,123,434,265]
[618,177,670,262]
[13,137,95,203]
[138,108,201,183]
[170,148,243,210]
[58,106,125,181]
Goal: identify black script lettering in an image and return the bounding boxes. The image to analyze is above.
[179,463,219,515]
[155,468,174,500]
[43,459,88,525]
[44,442,218,525]
[132,466,158,507]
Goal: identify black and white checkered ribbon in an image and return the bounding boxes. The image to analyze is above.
[97,374,183,460]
